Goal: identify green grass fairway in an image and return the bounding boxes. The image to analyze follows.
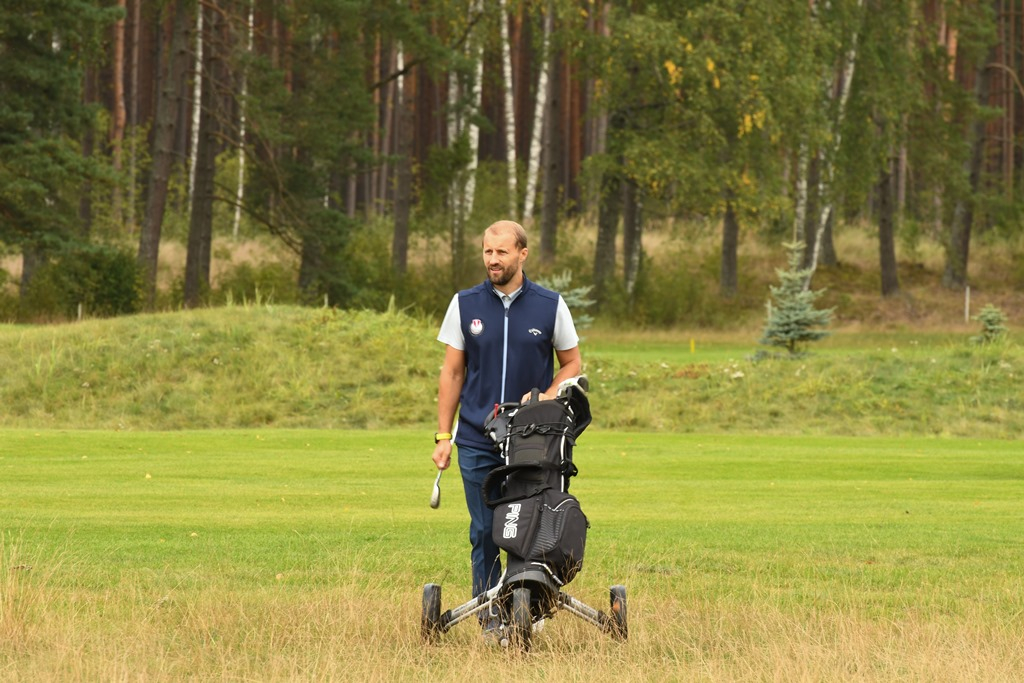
[2,429,1022,681]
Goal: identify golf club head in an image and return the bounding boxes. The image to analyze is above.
[429,470,442,509]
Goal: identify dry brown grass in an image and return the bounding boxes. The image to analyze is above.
[4,578,1022,682]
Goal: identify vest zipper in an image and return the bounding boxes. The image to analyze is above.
[500,304,510,402]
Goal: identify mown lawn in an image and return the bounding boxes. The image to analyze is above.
[3,429,1022,681]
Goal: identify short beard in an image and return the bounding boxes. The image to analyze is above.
[488,264,518,287]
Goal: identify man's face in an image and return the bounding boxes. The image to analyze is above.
[482,229,526,288]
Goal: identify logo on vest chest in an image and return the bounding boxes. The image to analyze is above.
[528,328,542,336]
[469,319,484,336]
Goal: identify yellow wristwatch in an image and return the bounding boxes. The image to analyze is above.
[434,432,453,444]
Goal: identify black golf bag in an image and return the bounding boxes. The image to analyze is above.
[482,381,592,587]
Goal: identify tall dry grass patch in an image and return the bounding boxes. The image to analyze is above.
[4,570,1022,681]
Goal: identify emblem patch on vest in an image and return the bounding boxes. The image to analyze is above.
[528,328,542,336]
[470,319,484,336]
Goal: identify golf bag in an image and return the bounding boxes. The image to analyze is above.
[482,383,592,586]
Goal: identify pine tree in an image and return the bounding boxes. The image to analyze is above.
[760,242,834,355]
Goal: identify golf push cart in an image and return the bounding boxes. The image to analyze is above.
[421,376,627,650]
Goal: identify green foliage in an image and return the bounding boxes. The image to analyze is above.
[971,303,1008,344]
[759,242,834,355]
[21,244,144,320]
[0,0,122,248]
[534,270,595,332]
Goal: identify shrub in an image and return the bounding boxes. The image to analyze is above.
[22,245,144,319]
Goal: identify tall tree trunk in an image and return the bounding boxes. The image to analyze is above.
[392,47,414,276]
[622,179,642,309]
[232,0,254,239]
[807,0,864,287]
[820,208,837,266]
[720,194,739,298]
[463,0,483,222]
[593,168,620,309]
[20,247,46,303]
[792,142,810,242]
[126,0,141,232]
[539,46,561,264]
[581,0,610,214]
[447,65,464,289]
[138,0,191,306]
[376,41,397,211]
[524,0,552,222]
[111,0,127,227]
[802,153,821,268]
[183,1,221,308]
[878,157,901,296]
[943,38,994,289]
[79,65,98,239]
[187,5,203,216]
[499,0,517,216]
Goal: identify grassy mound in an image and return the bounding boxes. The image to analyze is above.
[0,304,1019,437]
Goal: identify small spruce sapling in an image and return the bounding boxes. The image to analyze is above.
[759,242,834,355]
[970,304,1008,344]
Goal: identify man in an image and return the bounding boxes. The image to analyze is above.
[431,220,581,636]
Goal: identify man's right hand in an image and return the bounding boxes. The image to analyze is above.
[432,441,452,470]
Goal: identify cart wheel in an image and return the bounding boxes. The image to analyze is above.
[609,585,628,640]
[510,587,533,651]
[421,583,442,641]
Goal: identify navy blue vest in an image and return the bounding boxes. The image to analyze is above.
[457,276,559,448]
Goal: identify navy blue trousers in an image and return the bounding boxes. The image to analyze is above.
[457,443,504,597]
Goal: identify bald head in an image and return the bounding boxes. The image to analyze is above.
[484,220,528,251]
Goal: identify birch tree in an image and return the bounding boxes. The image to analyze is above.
[523,0,552,222]
[805,0,864,287]
[500,0,517,216]
[232,0,254,239]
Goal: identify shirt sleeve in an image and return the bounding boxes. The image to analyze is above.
[552,296,579,351]
[437,294,465,350]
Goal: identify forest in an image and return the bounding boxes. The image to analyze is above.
[1,0,1023,324]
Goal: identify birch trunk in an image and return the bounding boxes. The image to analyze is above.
[187,6,203,216]
[392,46,413,276]
[500,0,517,216]
[805,0,864,289]
[233,0,254,239]
[463,0,483,221]
[523,1,552,222]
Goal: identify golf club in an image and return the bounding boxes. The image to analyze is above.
[430,469,443,509]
